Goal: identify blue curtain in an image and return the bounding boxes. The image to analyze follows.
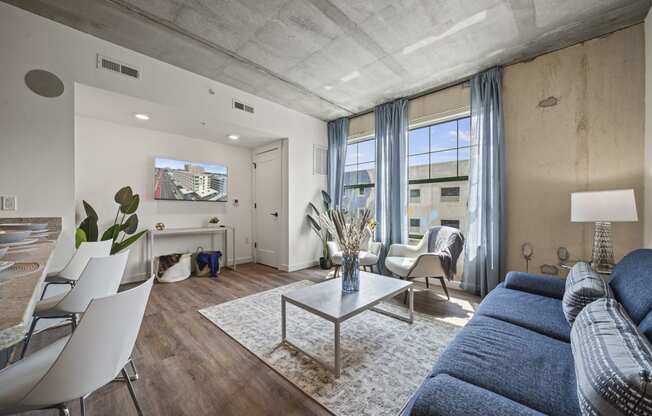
[327,117,349,208]
[463,67,505,297]
[375,98,408,272]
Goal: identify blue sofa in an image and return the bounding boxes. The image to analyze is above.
[402,249,652,416]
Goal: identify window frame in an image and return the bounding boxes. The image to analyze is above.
[408,115,471,240]
[343,136,376,192]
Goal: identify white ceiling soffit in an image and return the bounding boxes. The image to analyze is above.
[7,0,652,121]
[74,83,279,148]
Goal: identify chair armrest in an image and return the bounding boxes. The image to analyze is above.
[408,253,444,279]
[327,241,340,257]
[387,243,422,258]
[367,241,382,256]
[503,271,566,300]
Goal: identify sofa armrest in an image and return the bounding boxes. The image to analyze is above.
[503,271,565,300]
[407,374,544,416]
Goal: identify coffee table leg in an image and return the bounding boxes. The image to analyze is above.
[281,297,286,341]
[408,287,414,324]
[334,321,341,378]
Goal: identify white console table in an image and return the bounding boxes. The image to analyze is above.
[147,225,236,276]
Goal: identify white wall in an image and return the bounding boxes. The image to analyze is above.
[75,116,254,282]
[646,9,652,248]
[0,3,327,271]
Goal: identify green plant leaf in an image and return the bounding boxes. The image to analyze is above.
[123,214,139,234]
[101,224,121,241]
[114,186,133,207]
[75,228,87,248]
[82,200,98,220]
[120,194,140,214]
[111,230,146,254]
[307,214,321,232]
[308,202,321,216]
[321,190,331,211]
[79,217,98,242]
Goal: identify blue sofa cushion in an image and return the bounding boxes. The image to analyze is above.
[639,311,652,343]
[571,298,652,416]
[429,315,580,416]
[608,248,652,324]
[504,271,566,299]
[409,374,544,416]
[562,262,608,324]
[476,285,571,341]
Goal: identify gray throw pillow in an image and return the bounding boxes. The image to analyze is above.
[562,262,607,324]
[571,298,652,416]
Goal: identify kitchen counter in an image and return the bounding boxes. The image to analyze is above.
[0,218,61,351]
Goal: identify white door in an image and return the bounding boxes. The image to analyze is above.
[254,145,282,268]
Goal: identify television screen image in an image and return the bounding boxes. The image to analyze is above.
[154,158,228,202]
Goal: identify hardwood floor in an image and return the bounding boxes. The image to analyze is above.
[18,264,479,416]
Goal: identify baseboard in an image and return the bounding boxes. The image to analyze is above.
[279,259,319,272]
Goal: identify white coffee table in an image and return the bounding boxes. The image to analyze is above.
[281,272,414,377]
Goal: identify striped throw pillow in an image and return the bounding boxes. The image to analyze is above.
[571,298,652,416]
[563,262,607,324]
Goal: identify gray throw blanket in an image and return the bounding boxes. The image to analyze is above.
[427,226,465,281]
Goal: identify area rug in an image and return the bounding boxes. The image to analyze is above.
[198,281,462,416]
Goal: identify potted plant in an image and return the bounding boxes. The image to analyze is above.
[75,186,147,254]
[306,190,332,269]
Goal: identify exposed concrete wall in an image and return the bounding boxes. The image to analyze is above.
[503,24,645,274]
[645,11,652,248]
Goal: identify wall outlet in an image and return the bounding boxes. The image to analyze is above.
[1,196,17,211]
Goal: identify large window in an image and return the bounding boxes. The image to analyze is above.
[407,117,471,242]
[342,138,376,217]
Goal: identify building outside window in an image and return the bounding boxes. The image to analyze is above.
[342,137,375,218]
[407,116,472,282]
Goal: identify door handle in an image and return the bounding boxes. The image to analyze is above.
[270,212,279,217]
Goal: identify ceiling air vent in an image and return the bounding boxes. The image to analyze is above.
[313,145,327,176]
[233,99,254,114]
[96,54,140,80]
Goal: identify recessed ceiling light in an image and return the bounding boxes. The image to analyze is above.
[340,71,360,83]
[227,134,239,140]
[324,85,333,90]
[134,113,150,120]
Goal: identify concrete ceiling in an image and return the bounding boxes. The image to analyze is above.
[6,0,652,121]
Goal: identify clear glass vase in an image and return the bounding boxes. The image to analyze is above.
[341,254,360,293]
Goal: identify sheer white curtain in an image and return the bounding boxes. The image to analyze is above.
[463,67,505,297]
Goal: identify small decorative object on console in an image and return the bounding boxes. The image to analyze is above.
[208,217,220,227]
[325,208,372,293]
[155,222,165,231]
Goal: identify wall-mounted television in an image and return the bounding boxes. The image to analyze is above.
[154,158,228,202]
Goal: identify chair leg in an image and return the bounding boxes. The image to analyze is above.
[439,277,450,300]
[122,368,144,416]
[80,397,86,416]
[20,317,39,359]
[333,265,340,278]
[425,277,429,288]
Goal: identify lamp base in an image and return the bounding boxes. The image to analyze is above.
[591,221,614,274]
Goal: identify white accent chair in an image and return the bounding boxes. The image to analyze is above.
[0,277,153,416]
[22,251,129,359]
[385,229,455,300]
[41,240,113,299]
[328,239,382,276]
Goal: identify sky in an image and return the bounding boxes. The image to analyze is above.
[155,157,228,175]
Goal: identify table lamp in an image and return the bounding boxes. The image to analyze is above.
[571,189,638,273]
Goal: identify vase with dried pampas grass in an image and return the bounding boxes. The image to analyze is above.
[324,208,372,292]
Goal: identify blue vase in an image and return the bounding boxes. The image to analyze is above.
[341,254,360,293]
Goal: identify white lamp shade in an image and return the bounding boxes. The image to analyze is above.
[571,189,638,222]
